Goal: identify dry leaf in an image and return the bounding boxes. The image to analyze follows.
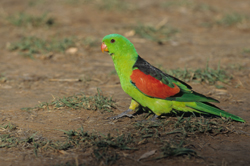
[124,30,135,37]
[138,149,156,161]
[58,150,68,155]
[155,17,168,30]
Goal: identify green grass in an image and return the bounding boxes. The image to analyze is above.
[64,0,92,5]
[194,3,216,12]
[217,13,246,27]
[64,0,133,11]
[8,36,76,58]
[134,24,179,43]
[0,134,20,148]
[170,114,232,135]
[161,62,232,85]
[202,12,249,28]
[21,89,116,112]
[109,69,117,75]
[162,0,194,8]
[96,0,131,11]
[227,63,245,71]
[161,1,216,12]
[242,48,250,54]
[7,12,54,27]
[156,141,197,159]
[57,127,126,164]
[134,115,231,140]
[0,124,195,164]
[133,114,232,160]
[28,0,45,7]
[1,114,234,165]
[0,126,130,165]
[0,123,17,131]
[82,37,99,49]
[8,36,98,58]
[0,73,7,83]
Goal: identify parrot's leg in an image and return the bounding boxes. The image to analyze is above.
[109,99,140,119]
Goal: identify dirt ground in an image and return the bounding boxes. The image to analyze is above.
[0,0,250,165]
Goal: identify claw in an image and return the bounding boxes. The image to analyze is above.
[109,109,134,120]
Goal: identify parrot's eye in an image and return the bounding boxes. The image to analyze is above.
[110,39,115,43]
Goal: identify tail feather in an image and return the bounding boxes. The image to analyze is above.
[187,102,245,122]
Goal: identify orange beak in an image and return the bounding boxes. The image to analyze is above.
[101,42,109,53]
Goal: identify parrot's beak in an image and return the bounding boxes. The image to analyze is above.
[101,42,109,53]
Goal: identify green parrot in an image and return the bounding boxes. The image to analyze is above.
[101,34,245,122]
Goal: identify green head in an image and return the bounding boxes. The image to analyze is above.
[101,34,137,59]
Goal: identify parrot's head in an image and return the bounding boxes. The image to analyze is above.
[101,34,137,58]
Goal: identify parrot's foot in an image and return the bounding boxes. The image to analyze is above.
[109,109,133,120]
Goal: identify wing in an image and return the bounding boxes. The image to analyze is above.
[130,56,219,103]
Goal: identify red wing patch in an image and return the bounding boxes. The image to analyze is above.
[130,69,180,99]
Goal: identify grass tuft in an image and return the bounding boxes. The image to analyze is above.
[82,37,99,49]
[134,24,178,43]
[7,36,76,58]
[242,48,250,54]
[156,141,197,159]
[22,89,116,112]
[1,115,234,165]
[162,1,216,13]
[217,13,246,27]
[0,123,17,131]
[170,114,232,136]
[0,134,20,148]
[95,0,132,11]
[7,12,54,27]
[0,73,7,83]
[65,0,134,11]
[159,62,232,85]
[162,0,194,8]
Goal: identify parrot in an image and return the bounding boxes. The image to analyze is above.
[101,34,245,122]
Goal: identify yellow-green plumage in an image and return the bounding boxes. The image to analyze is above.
[102,34,245,122]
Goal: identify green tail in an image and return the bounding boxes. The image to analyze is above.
[187,102,245,122]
